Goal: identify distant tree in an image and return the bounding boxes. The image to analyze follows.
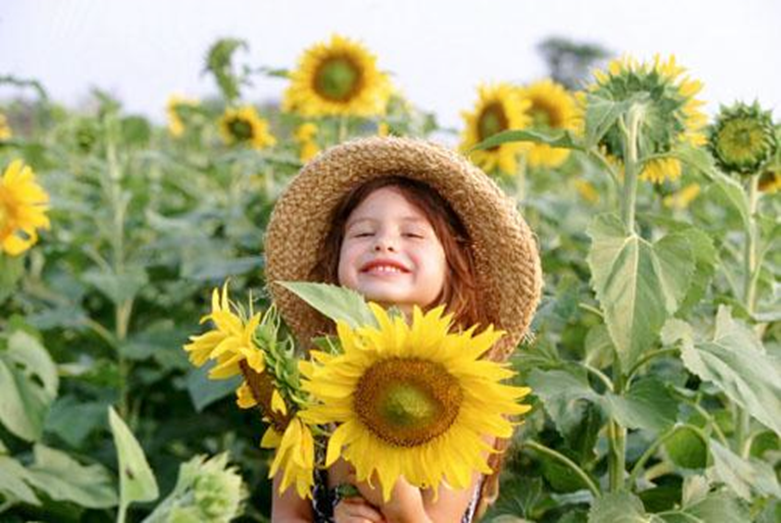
[537,37,611,89]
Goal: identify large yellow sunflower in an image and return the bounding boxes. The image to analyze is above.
[218,105,277,150]
[516,79,580,168]
[183,283,264,379]
[261,415,316,499]
[300,304,531,501]
[588,55,707,184]
[0,160,50,256]
[460,83,532,176]
[283,34,392,118]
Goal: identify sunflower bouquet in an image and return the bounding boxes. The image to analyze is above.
[183,281,531,501]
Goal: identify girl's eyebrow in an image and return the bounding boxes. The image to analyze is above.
[346,216,427,228]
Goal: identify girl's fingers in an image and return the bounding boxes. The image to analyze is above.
[334,497,385,523]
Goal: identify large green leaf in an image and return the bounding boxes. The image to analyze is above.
[108,407,159,511]
[604,378,678,432]
[24,444,118,508]
[707,439,781,500]
[279,281,377,329]
[666,308,781,436]
[587,214,694,369]
[588,491,654,523]
[0,331,59,441]
[0,455,40,506]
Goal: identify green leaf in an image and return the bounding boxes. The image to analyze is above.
[45,397,109,448]
[588,491,653,523]
[0,331,59,441]
[604,378,678,432]
[677,307,781,436]
[279,281,378,329]
[583,93,647,149]
[658,477,749,523]
[527,368,601,441]
[0,455,40,506]
[108,406,159,511]
[587,214,694,369]
[182,255,264,281]
[670,143,718,180]
[664,425,708,469]
[675,228,717,315]
[470,128,583,152]
[0,253,25,304]
[185,364,242,412]
[82,266,148,305]
[24,444,118,508]
[707,172,751,231]
[708,439,781,500]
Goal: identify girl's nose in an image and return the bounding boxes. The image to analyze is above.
[373,234,397,252]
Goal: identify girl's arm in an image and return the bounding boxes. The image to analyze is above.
[270,473,312,522]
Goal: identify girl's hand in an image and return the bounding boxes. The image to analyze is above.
[334,496,386,523]
[354,476,428,523]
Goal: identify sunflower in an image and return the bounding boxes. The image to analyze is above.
[663,183,701,210]
[219,105,277,150]
[261,415,316,499]
[300,304,531,501]
[574,179,600,204]
[460,83,532,175]
[183,283,264,379]
[516,79,580,168]
[167,95,199,138]
[0,113,11,140]
[708,102,777,176]
[294,123,320,162]
[0,160,50,256]
[588,55,707,184]
[283,34,392,118]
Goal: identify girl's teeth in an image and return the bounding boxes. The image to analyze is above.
[372,265,402,273]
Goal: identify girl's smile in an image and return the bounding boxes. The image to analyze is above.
[337,186,448,312]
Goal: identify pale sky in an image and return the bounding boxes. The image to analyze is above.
[1,0,779,130]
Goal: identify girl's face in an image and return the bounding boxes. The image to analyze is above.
[337,186,448,312]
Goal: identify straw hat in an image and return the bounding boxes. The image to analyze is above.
[264,136,542,361]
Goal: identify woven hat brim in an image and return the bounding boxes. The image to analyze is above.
[265,136,542,361]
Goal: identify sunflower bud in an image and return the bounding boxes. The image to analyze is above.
[142,454,245,523]
[708,102,777,176]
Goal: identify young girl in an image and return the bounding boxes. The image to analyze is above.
[264,137,542,522]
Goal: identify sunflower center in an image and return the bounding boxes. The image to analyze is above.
[530,100,561,129]
[718,119,765,162]
[314,56,362,102]
[227,117,254,141]
[354,358,463,447]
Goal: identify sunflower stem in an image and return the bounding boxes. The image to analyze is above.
[735,173,760,452]
[515,155,527,204]
[105,114,133,420]
[620,105,644,233]
[524,440,600,497]
[338,116,348,143]
[608,359,627,492]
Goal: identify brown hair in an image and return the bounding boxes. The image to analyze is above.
[310,176,485,331]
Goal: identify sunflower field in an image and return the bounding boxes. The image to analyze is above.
[1,34,780,523]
